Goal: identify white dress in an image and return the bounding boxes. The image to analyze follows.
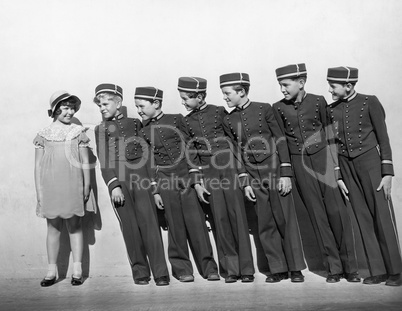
[33,124,89,219]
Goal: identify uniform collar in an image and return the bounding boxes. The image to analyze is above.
[189,103,207,114]
[150,112,164,122]
[294,91,307,105]
[144,112,164,126]
[112,113,124,120]
[235,100,251,111]
[196,103,207,111]
[342,91,357,102]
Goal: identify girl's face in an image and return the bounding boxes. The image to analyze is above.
[55,103,76,124]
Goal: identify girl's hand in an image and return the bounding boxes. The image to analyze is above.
[84,186,90,203]
[194,184,210,204]
[278,177,292,196]
[154,194,164,210]
[37,192,43,206]
[111,187,125,207]
[377,175,392,200]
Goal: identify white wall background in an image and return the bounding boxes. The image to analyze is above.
[1,0,402,278]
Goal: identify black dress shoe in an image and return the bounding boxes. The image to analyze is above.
[279,272,289,280]
[385,274,402,286]
[134,277,150,285]
[225,275,238,283]
[344,272,361,283]
[265,274,282,283]
[290,271,305,283]
[40,276,56,287]
[326,274,341,283]
[155,276,170,286]
[363,274,388,285]
[241,275,254,283]
[71,275,84,286]
[207,273,220,281]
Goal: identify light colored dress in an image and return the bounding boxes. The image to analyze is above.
[33,124,89,219]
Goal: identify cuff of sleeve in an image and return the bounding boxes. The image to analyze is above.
[107,178,121,193]
[189,167,203,186]
[381,163,394,176]
[151,181,159,194]
[279,164,292,177]
[334,167,342,180]
[238,174,250,189]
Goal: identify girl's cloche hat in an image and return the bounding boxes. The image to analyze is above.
[48,90,81,117]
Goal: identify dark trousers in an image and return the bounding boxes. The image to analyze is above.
[113,160,169,281]
[157,161,218,279]
[339,148,402,276]
[245,153,306,274]
[292,147,358,275]
[200,152,255,278]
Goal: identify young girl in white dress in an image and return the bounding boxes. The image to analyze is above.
[34,91,90,286]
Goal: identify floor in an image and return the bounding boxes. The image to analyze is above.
[2,271,401,311]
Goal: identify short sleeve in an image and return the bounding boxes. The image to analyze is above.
[78,129,90,148]
[33,134,45,149]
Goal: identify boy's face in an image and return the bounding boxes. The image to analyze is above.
[135,99,158,120]
[96,95,121,120]
[279,78,302,101]
[221,86,242,108]
[328,82,348,101]
[179,92,199,111]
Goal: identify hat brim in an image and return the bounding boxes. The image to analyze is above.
[50,94,81,117]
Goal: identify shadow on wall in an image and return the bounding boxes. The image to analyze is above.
[55,117,102,278]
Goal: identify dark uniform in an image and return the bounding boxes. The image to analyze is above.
[95,112,169,282]
[328,90,402,278]
[223,100,306,275]
[140,111,219,280]
[182,103,255,279]
[273,91,358,277]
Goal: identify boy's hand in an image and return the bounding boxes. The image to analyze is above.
[111,187,125,207]
[377,175,392,200]
[194,184,210,204]
[244,186,256,202]
[278,177,292,196]
[154,193,164,210]
[337,180,349,201]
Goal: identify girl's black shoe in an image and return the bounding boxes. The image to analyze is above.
[71,275,84,286]
[40,276,56,287]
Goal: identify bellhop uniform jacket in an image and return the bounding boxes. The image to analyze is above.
[273,93,358,275]
[94,113,169,281]
[140,112,218,279]
[224,101,306,274]
[328,92,402,276]
[182,103,255,278]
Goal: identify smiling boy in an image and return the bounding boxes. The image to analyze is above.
[135,86,219,282]
[327,67,402,286]
[272,64,359,283]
